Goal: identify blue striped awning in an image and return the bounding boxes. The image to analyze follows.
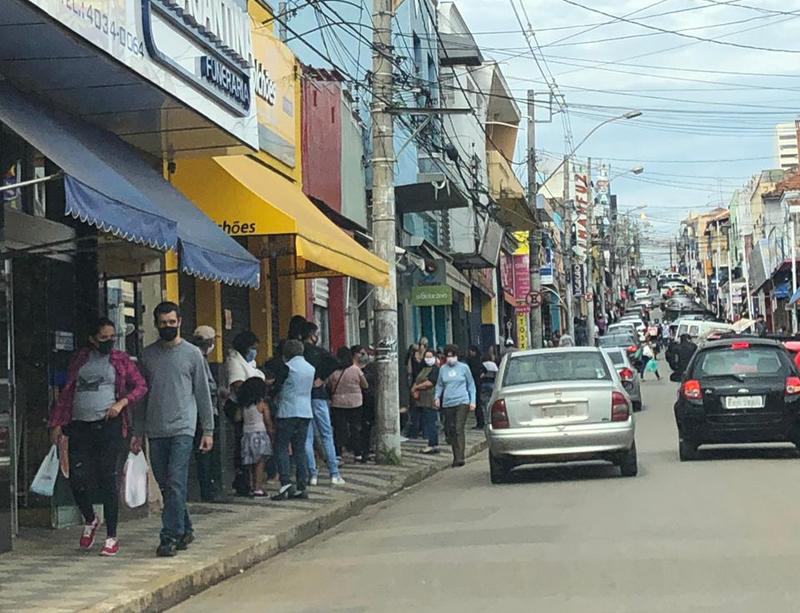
[0,82,259,288]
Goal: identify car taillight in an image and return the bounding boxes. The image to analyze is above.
[611,391,629,422]
[490,399,510,429]
[785,376,800,396]
[681,379,702,400]
[730,341,750,350]
[626,345,637,353]
[619,367,634,382]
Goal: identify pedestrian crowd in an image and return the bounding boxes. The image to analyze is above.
[47,305,384,559]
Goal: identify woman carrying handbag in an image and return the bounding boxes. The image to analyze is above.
[48,317,148,557]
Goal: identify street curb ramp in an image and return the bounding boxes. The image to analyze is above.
[79,438,487,613]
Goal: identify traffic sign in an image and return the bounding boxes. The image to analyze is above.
[527,291,543,308]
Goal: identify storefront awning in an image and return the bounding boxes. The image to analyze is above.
[171,156,390,287]
[0,83,261,288]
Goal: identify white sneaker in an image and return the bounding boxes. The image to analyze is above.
[331,475,346,486]
[309,476,318,486]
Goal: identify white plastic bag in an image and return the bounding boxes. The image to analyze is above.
[30,445,60,497]
[123,452,148,508]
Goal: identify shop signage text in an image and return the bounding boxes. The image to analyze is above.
[254,59,277,106]
[142,0,253,116]
[411,285,453,306]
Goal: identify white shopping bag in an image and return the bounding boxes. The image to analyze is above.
[30,445,60,497]
[123,451,148,508]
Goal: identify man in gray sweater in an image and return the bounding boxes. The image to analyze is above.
[131,302,213,557]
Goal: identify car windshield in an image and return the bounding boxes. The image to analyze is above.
[504,352,612,385]
[693,346,790,378]
[599,334,636,347]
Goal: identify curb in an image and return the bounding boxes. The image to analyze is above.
[80,438,488,613]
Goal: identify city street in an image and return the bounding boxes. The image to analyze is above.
[171,361,800,613]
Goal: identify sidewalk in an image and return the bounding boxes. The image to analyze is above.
[0,429,487,613]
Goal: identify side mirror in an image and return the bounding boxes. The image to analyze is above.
[669,371,683,383]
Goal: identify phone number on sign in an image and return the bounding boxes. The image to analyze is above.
[62,0,145,57]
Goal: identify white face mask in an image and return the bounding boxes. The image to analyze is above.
[424,357,436,366]
[446,356,457,366]
[205,343,215,356]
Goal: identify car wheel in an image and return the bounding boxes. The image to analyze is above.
[632,400,642,412]
[678,438,699,462]
[489,453,511,484]
[619,443,638,477]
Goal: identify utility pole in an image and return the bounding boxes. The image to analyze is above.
[586,157,595,346]
[370,0,400,464]
[277,1,287,41]
[741,232,753,318]
[563,155,575,339]
[715,219,721,317]
[791,210,798,333]
[527,90,543,349]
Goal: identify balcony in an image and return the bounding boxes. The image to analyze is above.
[488,149,534,230]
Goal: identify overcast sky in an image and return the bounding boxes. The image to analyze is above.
[286,0,800,269]
[455,0,800,267]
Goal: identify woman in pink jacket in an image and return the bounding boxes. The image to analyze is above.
[49,317,148,557]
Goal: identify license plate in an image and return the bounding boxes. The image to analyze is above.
[542,404,575,419]
[724,395,764,409]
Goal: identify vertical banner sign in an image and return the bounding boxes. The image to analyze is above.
[573,172,589,262]
[513,254,531,307]
[572,262,585,297]
[516,311,529,350]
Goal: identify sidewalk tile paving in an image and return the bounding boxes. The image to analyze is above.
[0,428,487,613]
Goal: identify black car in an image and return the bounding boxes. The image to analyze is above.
[674,338,800,461]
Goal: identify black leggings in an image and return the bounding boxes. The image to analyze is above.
[65,417,123,537]
[332,406,364,458]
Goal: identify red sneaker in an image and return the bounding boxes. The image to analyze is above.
[79,517,100,549]
[100,538,119,557]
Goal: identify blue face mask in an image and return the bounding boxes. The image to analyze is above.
[246,348,257,363]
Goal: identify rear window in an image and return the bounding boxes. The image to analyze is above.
[693,346,791,378]
[599,334,635,348]
[504,352,611,386]
[605,350,625,365]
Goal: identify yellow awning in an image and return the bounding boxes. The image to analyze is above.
[172,156,389,287]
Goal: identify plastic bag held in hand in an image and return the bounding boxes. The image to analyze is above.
[30,445,60,496]
[123,451,148,508]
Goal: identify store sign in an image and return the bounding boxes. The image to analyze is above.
[573,173,589,262]
[513,254,530,306]
[25,0,258,146]
[540,265,554,286]
[572,262,585,297]
[142,0,252,116]
[411,285,453,306]
[516,312,529,350]
[251,26,298,167]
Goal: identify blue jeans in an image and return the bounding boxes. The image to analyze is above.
[275,417,311,490]
[306,399,340,478]
[422,407,439,447]
[149,435,194,543]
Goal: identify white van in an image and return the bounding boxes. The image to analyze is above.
[675,319,735,341]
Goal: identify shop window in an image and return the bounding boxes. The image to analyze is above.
[1,128,48,217]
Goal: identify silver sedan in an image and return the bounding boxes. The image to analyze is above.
[486,347,637,483]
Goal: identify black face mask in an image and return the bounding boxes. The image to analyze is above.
[158,326,179,342]
[97,339,114,355]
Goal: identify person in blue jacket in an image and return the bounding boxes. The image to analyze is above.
[434,344,476,467]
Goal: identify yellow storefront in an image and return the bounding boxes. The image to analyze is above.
[171,2,388,361]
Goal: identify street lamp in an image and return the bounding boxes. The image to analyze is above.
[539,111,644,187]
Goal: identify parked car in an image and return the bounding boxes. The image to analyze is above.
[603,347,643,412]
[618,316,647,341]
[486,347,638,483]
[607,322,638,339]
[674,337,800,461]
[634,287,650,301]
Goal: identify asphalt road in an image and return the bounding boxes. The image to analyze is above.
[171,358,800,613]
